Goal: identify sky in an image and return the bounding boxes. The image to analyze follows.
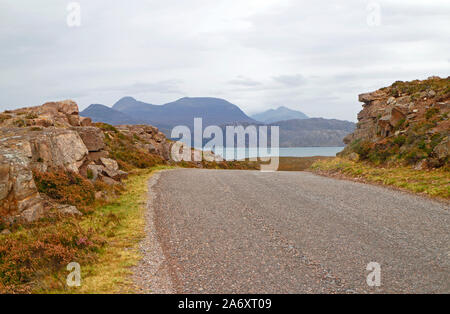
[0,0,449,121]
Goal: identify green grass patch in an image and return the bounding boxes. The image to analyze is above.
[311,158,450,200]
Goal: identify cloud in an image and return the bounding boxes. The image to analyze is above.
[0,0,449,121]
[273,74,307,87]
[228,76,262,87]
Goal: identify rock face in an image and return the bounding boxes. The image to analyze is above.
[73,127,105,152]
[116,125,172,160]
[0,100,173,225]
[342,77,450,167]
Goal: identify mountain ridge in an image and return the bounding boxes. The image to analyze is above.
[251,106,308,123]
[81,97,355,147]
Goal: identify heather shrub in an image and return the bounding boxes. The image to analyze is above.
[33,169,95,210]
[0,216,105,293]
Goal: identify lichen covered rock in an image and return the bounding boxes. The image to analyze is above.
[341,76,450,167]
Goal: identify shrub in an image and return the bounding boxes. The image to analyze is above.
[25,113,38,120]
[13,119,26,127]
[350,139,373,160]
[94,123,118,133]
[425,108,440,120]
[0,217,105,293]
[33,169,95,210]
[393,135,406,146]
[0,114,12,123]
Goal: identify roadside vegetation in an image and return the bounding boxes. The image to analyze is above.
[0,166,171,294]
[310,158,450,200]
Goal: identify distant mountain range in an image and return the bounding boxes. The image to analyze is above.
[81,103,143,125]
[81,97,355,147]
[82,97,255,135]
[251,106,308,123]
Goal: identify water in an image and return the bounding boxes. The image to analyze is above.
[211,147,344,160]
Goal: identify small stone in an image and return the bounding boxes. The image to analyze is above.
[1,229,11,235]
[57,204,83,216]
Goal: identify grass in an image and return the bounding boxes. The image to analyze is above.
[310,158,450,200]
[277,156,334,171]
[49,165,173,294]
[0,165,173,294]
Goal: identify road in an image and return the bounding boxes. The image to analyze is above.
[146,169,449,293]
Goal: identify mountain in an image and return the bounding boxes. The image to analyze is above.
[251,106,308,123]
[111,97,256,131]
[273,118,356,147]
[80,104,142,125]
[81,97,354,146]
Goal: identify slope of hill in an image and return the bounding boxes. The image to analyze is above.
[274,118,355,147]
[81,104,142,125]
[251,106,308,123]
[214,118,355,147]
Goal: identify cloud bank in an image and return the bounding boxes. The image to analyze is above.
[0,0,449,121]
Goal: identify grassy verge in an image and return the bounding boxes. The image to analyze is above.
[0,165,172,294]
[277,156,334,171]
[310,158,450,200]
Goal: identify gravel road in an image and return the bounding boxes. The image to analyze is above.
[143,169,449,293]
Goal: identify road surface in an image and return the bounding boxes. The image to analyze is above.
[144,169,449,293]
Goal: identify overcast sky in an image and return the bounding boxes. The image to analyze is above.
[1,0,449,121]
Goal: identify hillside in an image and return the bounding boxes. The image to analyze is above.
[274,118,355,147]
[340,76,450,168]
[252,106,309,123]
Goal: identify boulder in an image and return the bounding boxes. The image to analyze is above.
[358,90,387,103]
[101,176,119,186]
[0,142,45,223]
[29,129,88,173]
[80,116,92,126]
[100,157,119,172]
[74,127,105,152]
[87,164,105,181]
[433,137,449,160]
[57,204,83,216]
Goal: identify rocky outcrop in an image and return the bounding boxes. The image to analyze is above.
[0,100,174,224]
[73,127,105,152]
[115,125,172,160]
[342,76,450,167]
